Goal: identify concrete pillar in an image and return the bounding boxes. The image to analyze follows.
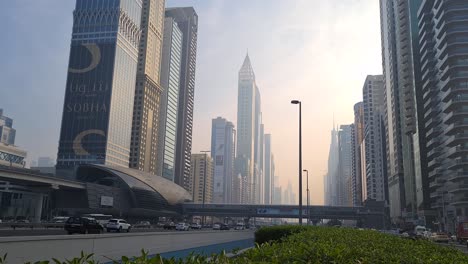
[33,194,44,223]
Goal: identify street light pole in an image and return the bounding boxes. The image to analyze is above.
[303,169,309,225]
[291,100,303,225]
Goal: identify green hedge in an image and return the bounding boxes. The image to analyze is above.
[243,226,468,263]
[254,225,308,244]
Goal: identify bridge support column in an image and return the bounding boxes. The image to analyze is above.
[33,193,44,223]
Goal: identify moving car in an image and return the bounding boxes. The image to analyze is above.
[52,216,69,223]
[176,222,190,231]
[164,222,176,230]
[190,223,201,229]
[134,221,151,228]
[64,217,103,234]
[235,223,245,230]
[220,223,230,230]
[213,223,221,230]
[106,219,131,232]
[431,232,450,243]
[457,221,468,244]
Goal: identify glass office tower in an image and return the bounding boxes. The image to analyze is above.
[157,17,183,181]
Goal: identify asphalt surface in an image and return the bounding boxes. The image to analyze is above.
[0,227,237,237]
[0,229,254,263]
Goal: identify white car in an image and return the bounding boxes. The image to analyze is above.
[106,219,131,232]
[213,223,221,230]
[235,224,245,230]
[176,222,190,231]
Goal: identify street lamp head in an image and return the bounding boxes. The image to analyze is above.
[303,169,308,172]
[291,100,300,104]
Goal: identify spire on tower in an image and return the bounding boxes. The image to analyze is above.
[239,51,255,80]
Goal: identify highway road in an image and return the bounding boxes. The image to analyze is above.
[0,230,254,263]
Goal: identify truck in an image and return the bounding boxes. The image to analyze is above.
[456,221,468,244]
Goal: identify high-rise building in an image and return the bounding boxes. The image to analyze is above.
[264,134,272,204]
[418,0,468,232]
[380,0,432,224]
[0,109,16,145]
[189,153,213,204]
[259,124,265,204]
[325,126,339,206]
[338,124,354,206]
[129,0,165,175]
[57,0,143,173]
[157,16,183,181]
[234,156,250,204]
[211,117,236,203]
[273,186,282,205]
[353,102,365,206]
[362,75,387,202]
[253,89,262,204]
[166,7,198,190]
[236,54,261,204]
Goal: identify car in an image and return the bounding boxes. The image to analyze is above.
[64,217,103,234]
[431,232,450,243]
[213,223,221,230]
[176,222,190,231]
[190,223,201,229]
[220,224,230,230]
[106,219,131,233]
[135,221,151,228]
[164,222,176,230]
[235,224,245,230]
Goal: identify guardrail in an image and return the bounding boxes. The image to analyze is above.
[0,223,157,230]
[0,223,65,230]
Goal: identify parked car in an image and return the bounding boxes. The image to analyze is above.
[220,224,230,230]
[213,223,221,230]
[106,219,131,233]
[176,222,190,231]
[190,223,201,229]
[64,217,103,234]
[134,221,151,228]
[164,222,176,230]
[431,232,450,243]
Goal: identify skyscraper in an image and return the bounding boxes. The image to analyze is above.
[157,16,183,181]
[189,153,213,204]
[130,0,165,174]
[259,124,265,204]
[165,7,198,190]
[418,0,468,232]
[253,88,262,204]
[380,0,431,224]
[325,126,339,206]
[353,102,364,206]
[264,134,272,204]
[211,117,236,203]
[236,53,261,204]
[57,0,142,173]
[362,75,387,202]
[338,124,354,206]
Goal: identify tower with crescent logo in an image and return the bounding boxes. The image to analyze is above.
[57,0,143,175]
[129,0,166,175]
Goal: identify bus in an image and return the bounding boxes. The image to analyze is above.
[82,214,113,227]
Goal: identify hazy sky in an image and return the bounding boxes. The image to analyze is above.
[0,0,382,205]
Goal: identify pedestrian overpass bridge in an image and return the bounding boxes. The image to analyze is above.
[182,203,385,221]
